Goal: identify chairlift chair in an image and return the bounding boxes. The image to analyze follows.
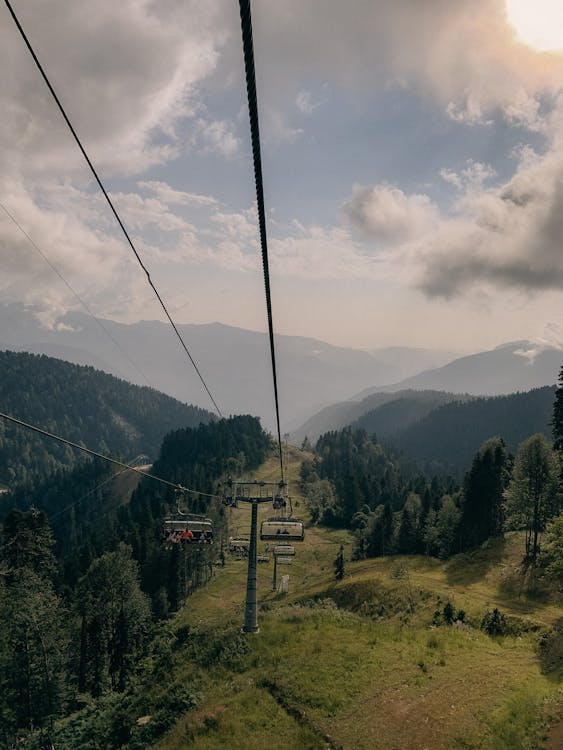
[260,518,304,542]
[273,544,296,557]
[163,515,214,545]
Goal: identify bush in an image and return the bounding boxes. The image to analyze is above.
[481,608,508,636]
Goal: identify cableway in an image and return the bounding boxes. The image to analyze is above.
[0,410,219,498]
[238,0,285,484]
[3,0,223,420]
[0,201,153,389]
[2,0,299,625]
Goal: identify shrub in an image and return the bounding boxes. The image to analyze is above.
[481,608,508,636]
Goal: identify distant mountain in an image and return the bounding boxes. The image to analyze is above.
[354,341,561,399]
[352,392,471,438]
[0,303,457,430]
[292,389,465,444]
[0,350,213,489]
[292,342,561,443]
[392,386,555,473]
[367,346,462,380]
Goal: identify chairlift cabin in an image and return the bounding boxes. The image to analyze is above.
[260,518,304,542]
[163,515,213,545]
[276,556,292,565]
[273,544,295,557]
[228,536,250,554]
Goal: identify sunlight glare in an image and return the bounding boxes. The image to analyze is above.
[506,0,563,52]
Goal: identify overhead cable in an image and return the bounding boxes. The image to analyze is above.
[238,0,285,482]
[0,201,153,389]
[0,411,220,498]
[3,0,223,419]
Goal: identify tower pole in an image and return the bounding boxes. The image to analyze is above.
[243,499,259,632]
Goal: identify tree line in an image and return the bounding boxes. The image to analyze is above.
[302,368,563,567]
[0,351,214,489]
[0,415,271,748]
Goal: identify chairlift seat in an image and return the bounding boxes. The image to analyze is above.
[260,518,304,542]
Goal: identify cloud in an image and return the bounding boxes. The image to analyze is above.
[342,184,439,244]
[0,178,152,323]
[412,141,563,296]
[295,90,322,117]
[109,192,196,233]
[224,0,563,132]
[137,181,219,208]
[196,118,240,156]
[0,0,228,178]
[339,120,563,301]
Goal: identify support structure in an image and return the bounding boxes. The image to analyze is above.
[272,553,277,592]
[243,500,259,632]
[223,479,286,633]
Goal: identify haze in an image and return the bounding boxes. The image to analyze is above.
[1,0,563,353]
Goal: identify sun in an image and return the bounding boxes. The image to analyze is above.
[506,0,563,52]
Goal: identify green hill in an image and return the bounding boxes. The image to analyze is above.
[392,386,555,472]
[29,447,562,750]
[0,350,214,488]
[352,392,464,437]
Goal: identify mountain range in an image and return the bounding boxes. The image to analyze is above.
[1,305,560,433]
[0,304,456,430]
[294,341,561,441]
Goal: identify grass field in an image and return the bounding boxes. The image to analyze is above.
[151,447,562,750]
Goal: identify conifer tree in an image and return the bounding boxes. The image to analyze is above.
[459,437,509,550]
[504,434,559,561]
[552,365,563,453]
[334,545,345,580]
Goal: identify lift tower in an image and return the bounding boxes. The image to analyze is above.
[223,479,286,633]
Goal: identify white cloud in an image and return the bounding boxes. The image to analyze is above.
[229,0,563,134]
[295,90,318,116]
[196,118,240,156]
[0,0,228,178]
[342,184,439,244]
[440,161,496,193]
[411,142,563,296]
[109,192,196,233]
[137,181,219,207]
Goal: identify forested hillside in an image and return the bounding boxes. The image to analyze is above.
[352,392,466,438]
[392,386,555,472]
[292,389,465,443]
[0,415,272,747]
[0,351,214,488]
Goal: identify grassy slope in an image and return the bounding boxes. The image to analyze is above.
[152,447,562,750]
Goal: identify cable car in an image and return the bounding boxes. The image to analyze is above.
[260,518,304,542]
[273,544,295,557]
[163,515,214,545]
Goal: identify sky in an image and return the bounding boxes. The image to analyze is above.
[1,0,563,354]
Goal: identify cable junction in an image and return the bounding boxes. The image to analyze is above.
[3,0,223,419]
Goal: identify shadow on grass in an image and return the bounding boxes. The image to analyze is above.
[538,616,563,682]
[496,561,553,604]
[445,535,507,587]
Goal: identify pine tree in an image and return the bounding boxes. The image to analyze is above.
[77,544,150,696]
[459,437,509,550]
[552,365,563,453]
[334,545,345,580]
[504,434,560,561]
